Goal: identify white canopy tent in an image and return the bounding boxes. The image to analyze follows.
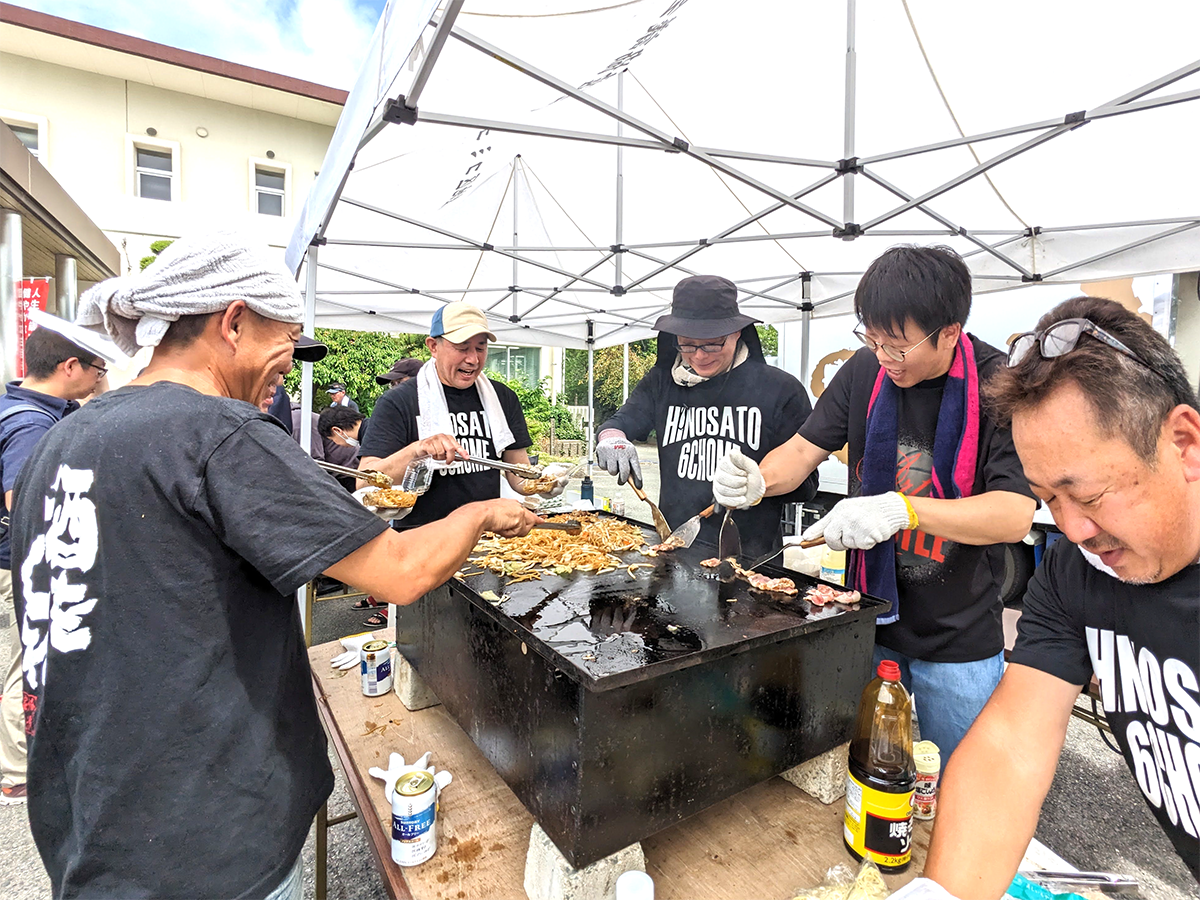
[285,0,1200,436]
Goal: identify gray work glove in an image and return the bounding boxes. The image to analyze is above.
[801,492,911,551]
[595,430,643,489]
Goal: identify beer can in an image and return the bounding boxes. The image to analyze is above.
[390,769,438,866]
[361,640,393,696]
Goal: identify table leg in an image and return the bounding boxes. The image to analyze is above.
[316,802,328,900]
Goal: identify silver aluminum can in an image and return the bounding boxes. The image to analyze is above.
[360,640,393,696]
[390,769,438,866]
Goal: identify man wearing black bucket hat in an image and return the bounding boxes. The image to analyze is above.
[596,274,819,559]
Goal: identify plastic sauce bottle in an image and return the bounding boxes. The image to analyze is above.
[820,548,847,585]
[843,660,915,872]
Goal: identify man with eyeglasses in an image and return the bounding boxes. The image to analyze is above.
[1,320,115,806]
[595,274,819,558]
[903,296,1200,897]
[713,245,1038,764]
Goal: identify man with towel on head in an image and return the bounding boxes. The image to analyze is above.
[711,246,1037,765]
[359,302,571,528]
[9,233,538,900]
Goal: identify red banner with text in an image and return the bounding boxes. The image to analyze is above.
[17,278,50,377]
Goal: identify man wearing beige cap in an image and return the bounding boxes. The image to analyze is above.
[360,302,568,528]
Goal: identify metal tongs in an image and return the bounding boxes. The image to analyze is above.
[316,461,392,488]
[1018,871,1138,895]
[459,454,542,480]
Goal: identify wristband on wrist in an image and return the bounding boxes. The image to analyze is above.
[899,493,919,530]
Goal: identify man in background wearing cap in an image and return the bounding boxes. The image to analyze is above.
[359,302,569,528]
[10,234,537,899]
[266,334,328,433]
[325,381,359,412]
[0,325,112,807]
[595,274,819,559]
[377,356,423,390]
[711,246,1037,765]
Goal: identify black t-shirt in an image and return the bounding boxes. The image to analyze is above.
[12,382,389,899]
[1010,540,1200,879]
[799,338,1035,662]
[359,378,531,528]
[601,358,819,559]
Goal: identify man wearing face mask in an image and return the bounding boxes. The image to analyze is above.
[903,296,1200,897]
[596,274,819,559]
[358,303,569,527]
[318,406,365,487]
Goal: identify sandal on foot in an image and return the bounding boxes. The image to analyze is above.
[351,596,384,610]
[363,610,388,629]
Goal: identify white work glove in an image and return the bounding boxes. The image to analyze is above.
[886,878,963,900]
[369,751,453,803]
[595,430,643,488]
[330,633,393,670]
[712,449,765,510]
[801,491,911,551]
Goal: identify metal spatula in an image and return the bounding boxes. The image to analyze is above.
[629,481,672,541]
[718,506,741,560]
[662,503,718,549]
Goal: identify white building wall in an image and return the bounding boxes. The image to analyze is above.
[1,52,334,276]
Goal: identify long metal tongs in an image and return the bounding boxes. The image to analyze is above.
[316,460,392,488]
[457,454,542,480]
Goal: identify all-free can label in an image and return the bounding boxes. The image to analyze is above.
[361,640,393,696]
[843,771,914,870]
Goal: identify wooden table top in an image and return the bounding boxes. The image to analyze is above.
[309,638,928,900]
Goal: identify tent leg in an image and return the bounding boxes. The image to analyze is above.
[843,0,857,225]
[297,244,319,638]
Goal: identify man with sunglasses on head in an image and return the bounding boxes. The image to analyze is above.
[905,297,1200,897]
[713,246,1038,765]
[1,321,114,806]
[596,274,819,559]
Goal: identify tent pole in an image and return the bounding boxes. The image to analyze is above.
[617,71,629,404]
[587,321,595,472]
[512,156,520,322]
[800,273,812,388]
[843,0,857,224]
[297,243,319,639]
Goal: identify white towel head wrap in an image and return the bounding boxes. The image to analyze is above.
[76,231,304,356]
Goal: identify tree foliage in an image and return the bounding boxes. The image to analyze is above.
[488,373,584,447]
[139,239,175,271]
[284,328,428,416]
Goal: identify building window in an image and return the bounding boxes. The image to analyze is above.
[486,345,541,388]
[136,148,173,200]
[125,135,180,202]
[256,167,285,216]
[1,111,48,163]
[250,159,291,217]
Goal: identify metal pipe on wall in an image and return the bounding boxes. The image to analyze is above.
[0,210,23,385]
[55,254,78,321]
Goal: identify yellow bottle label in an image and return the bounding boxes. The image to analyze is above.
[843,771,914,868]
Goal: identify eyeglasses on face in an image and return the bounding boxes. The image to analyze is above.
[84,361,108,378]
[1007,318,1165,381]
[853,327,939,363]
[677,336,730,355]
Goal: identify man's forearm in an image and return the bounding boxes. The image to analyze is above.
[925,666,1077,899]
[762,434,831,498]
[326,503,492,604]
[360,445,423,481]
[908,491,1035,546]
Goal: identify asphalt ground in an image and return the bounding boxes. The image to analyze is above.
[1,444,1195,898]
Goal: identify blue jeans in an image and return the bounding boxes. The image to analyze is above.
[872,645,1004,768]
[262,853,303,900]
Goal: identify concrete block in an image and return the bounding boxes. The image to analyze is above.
[779,742,849,805]
[524,823,645,900]
[392,651,440,711]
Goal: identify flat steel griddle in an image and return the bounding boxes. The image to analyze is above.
[454,517,888,692]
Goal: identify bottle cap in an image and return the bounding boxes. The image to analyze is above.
[615,870,655,900]
[877,660,902,681]
[913,740,941,773]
